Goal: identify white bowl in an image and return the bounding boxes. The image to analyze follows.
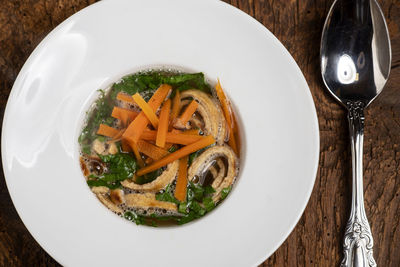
[1,0,319,266]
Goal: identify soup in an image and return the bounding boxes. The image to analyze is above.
[79,70,240,226]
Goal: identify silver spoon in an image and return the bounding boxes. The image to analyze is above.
[320,0,391,266]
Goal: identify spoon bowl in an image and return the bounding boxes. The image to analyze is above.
[321,0,391,107]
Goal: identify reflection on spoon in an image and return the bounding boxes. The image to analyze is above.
[337,54,357,84]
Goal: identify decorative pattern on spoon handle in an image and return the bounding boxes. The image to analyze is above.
[341,215,376,267]
[341,101,376,267]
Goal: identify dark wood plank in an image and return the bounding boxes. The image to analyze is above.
[0,0,399,266]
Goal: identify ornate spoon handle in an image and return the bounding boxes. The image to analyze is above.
[341,101,376,267]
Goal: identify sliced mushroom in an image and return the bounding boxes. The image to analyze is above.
[121,160,179,192]
[189,115,204,130]
[207,158,226,188]
[91,186,109,194]
[95,192,123,214]
[211,158,226,188]
[208,165,218,178]
[92,138,118,155]
[92,139,106,154]
[81,156,105,177]
[108,142,118,154]
[91,186,123,214]
[110,189,125,205]
[180,90,227,145]
[79,157,89,176]
[188,145,238,202]
[125,193,177,212]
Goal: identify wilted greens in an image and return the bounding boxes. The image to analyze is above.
[111,72,211,100]
[87,153,137,189]
[79,69,238,227]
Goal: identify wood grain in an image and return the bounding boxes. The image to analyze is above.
[0,0,399,266]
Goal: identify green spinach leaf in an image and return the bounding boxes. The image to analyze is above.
[111,72,211,100]
[177,211,197,225]
[87,179,121,189]
[220,186,232,200]
[202,197,215,212]
[155,184,180,205]
[204,185,216,196]
[149,181,222,225]
[79,90,114,154]
[135,168,164,185]
[188,147,207,166]
[124,211,145,225]
[87,153,137,189]
[168,146,178,153]
[98,153,136,179]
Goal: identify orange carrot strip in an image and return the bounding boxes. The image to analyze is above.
[170,90,181,124]
[183,129,201,135]
[97,124,119,138]
[227,130,238,154]
[174,156,188,202]
[121,139,131,152]
[107,129,125,144]
[232,112,239,134]
[180,100,199,124]
[171,129,182,133]
[116,92,136,104]
[126,139,144,167]
[174,100,198,128]
[132,93,159,128]
[156,99,171,147]
[231,114,240,154]
[122,84,171,143]
[137,140,169,160]
[141,131,204,145]
[136,135,215,176]
[111,107,139,126]
[215,79,238,154]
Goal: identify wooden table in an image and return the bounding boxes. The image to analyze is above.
[0,0,399,266]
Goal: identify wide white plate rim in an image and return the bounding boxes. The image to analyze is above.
[1,0,320,266]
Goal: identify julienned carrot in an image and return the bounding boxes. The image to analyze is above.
[132,93,159,128]
[116,92,136,104]
[182,129,201,135]
[136,135,215,176]
[215,79,238,154]
[126,139,144,167]
[180,100,199,124]
[121,139,131,152]
[170,90,181,124]
[111,107,139,126]
[227,125,238,154]
[231,114,240,154]
[171,129,182,134]
[156,99,171,147]
[174,156,188,202]
[107,128,125,143]
[174,100,198,128]
[136,140,169,161]
[140,130,204,145]
[145,157,153,165]
[97,124,120,138]
[122,84,171,143]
